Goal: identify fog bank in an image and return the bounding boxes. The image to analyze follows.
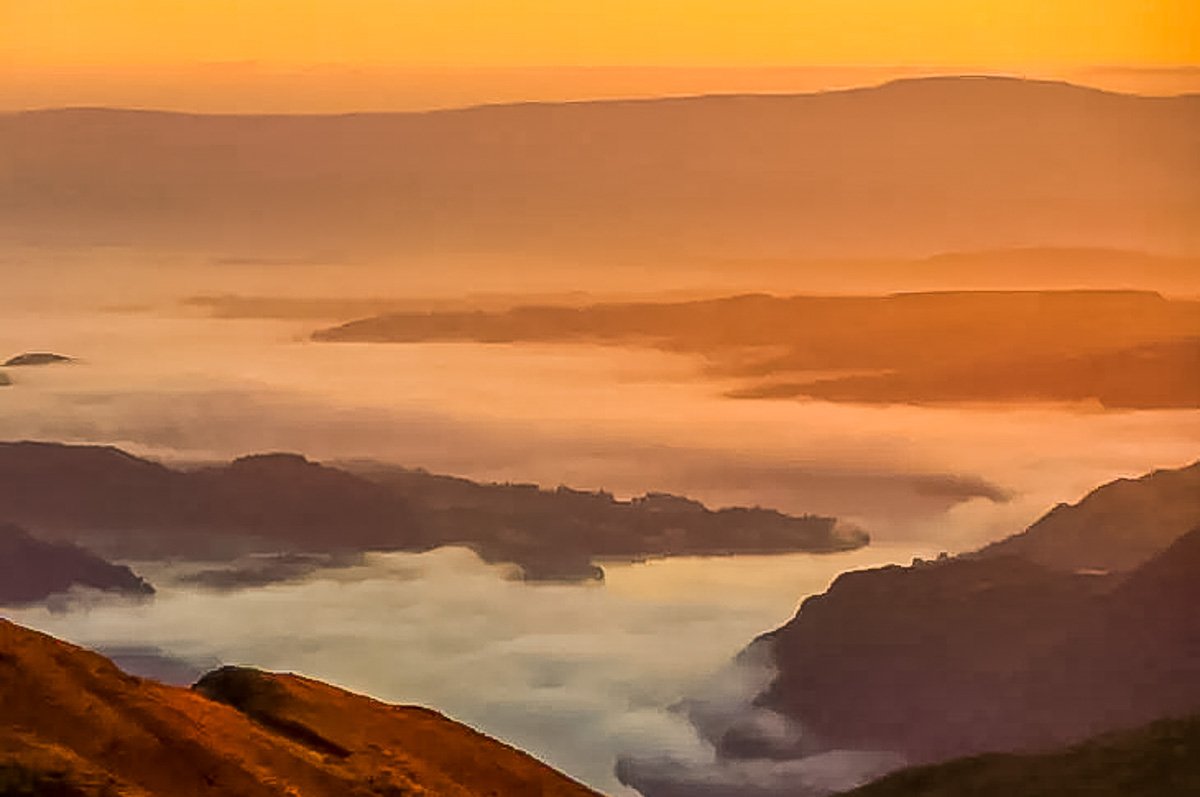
[4,544,937,793]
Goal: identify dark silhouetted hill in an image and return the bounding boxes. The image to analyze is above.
[758,529,1200,763]
[0,441,863,579]
[0,523,152,606]
[349,462,864,577]
[621,462,1200,797]
[3,78,1197,260]
[838,714,1200,797]
[0,620,601,796]
[0,444,423,557]
[753,469,1200,764]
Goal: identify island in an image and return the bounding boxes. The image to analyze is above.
[0,620,599,797]
[0,441,867,582]
[3,352,74,367]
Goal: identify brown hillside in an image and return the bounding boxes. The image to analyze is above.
[0,620,601,797]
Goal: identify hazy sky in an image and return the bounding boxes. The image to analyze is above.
[7,1,1196,67]
[2,1,1198,110]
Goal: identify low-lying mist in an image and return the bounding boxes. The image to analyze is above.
[1,544,932,794]
[5,253,1199,794]
[614,642,907,796]
[4,305,1197,549]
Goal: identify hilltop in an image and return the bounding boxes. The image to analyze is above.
[0,620,600,796]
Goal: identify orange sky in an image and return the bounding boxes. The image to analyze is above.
[2,1,1198,110]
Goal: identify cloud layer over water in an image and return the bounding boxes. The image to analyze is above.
[5,545,935,793]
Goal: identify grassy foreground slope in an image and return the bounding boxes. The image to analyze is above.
[841,715,1200,797]
[0,620,601,797]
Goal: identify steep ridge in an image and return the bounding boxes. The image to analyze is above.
[759,528,1200,763]
[975,459,1200,571]
[0,620,601,796]
[755,460,1200,763]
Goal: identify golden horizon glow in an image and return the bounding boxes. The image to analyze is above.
[3,1,1198,69]
[2,1,1197,111]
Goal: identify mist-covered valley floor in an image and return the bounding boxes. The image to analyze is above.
[3,544,939,794]
[2,252,1198,794]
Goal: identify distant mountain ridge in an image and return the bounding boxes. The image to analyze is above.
[3,77,1197,259]
[752,460,1200,765]
[0,620,600,796]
